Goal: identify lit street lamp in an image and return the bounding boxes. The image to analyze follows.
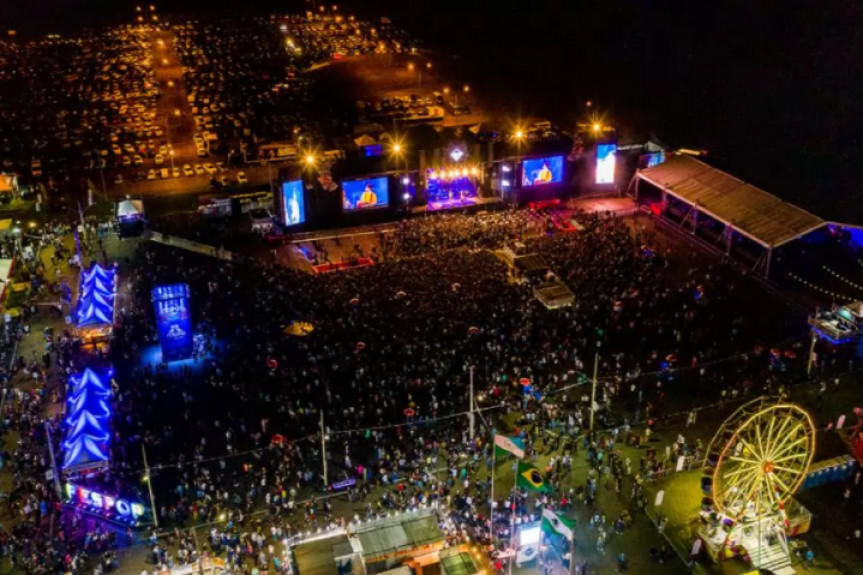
[512,128,526,166]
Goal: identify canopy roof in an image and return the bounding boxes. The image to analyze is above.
[62,368,111,471]
[115,199,144,219]
[76,263,116,328]
[638,155,826,248]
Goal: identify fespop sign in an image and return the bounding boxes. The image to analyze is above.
[64,482,148,522]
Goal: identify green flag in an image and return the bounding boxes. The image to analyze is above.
[517,461,548,492]
[542,508,575,541]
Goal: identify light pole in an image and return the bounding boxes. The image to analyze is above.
[142,443,159,528]
[320,410,328,486]
[512,128,526,189]
[169,149,175,172]
[589,351,599,433]
[469,366,475,441]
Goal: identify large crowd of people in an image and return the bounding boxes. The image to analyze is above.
[0,207,845,575]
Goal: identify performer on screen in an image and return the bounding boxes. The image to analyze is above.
[534,162,554,185]
[287,191,301,224]
[356,183,378,208]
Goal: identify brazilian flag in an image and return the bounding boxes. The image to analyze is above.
[517,461,549,492]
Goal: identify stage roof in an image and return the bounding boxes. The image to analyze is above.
[638,155,826,248]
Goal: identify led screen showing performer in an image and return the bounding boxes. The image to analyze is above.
[596,144,617,184]
[343,177,389,210]
[281,180,305,226]
[521,156,563,187]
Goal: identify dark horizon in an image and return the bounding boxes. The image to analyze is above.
[4,0,863,221]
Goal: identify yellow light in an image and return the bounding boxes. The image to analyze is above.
[514,129,524,140]
[393,143,402,154]
[167,80,174,87]
[173,109,181,117]
[592,122,601,133]
[407,63,415,71]
[161,58,168,65]
[443,86,450,95]
[305,154,316,165]
[426,62,432,69]
[169,150,175,156]
[463,84,470,93]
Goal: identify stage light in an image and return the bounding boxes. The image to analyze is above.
[502,165,511,172]
[393,143,402,154]
[402,193,410,201]
[401,177,410,185]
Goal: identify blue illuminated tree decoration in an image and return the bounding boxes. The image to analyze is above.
[62,368,112,471]
[76,264,116,329]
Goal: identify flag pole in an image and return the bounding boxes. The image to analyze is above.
[507,465,518,575]
[489,440,496,543]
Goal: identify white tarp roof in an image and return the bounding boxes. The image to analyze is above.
[116,199,144,218]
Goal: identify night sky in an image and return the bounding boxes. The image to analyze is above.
[4,0,862,221]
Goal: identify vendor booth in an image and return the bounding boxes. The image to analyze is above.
[75,263,117,343]
[114,198,145,237]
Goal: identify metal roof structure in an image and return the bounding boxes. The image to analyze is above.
[293,533,353,575]
[439,550,479,575]
[352,508,442,560]
[637,155,826,248]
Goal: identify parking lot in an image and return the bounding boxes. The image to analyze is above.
[1,9,492,201]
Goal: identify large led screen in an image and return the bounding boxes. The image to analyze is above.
[343,176,389,210]
[521,156,563,187]
[596,144,617,184]
[152,284,193,362]
[281,179,306,226]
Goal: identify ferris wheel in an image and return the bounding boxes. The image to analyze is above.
[703,397,816,520]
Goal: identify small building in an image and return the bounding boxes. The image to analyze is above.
[351,509,444,573]
[533,281,575,310]
[293,532,363,575]
[439,548,479,575]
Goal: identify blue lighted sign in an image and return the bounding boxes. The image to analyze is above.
[152,284,193,362]
[64,481,148,523]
